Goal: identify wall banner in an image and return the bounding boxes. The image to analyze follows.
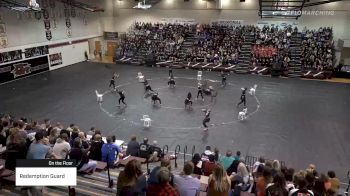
[0,56,49,84]
[49,53,62,67]
[24,45,49,58]
[0,50,23,64]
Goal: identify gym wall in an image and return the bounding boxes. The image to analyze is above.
[101,0,350,42]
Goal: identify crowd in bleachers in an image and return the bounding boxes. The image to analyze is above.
[301,27,334,71]
[187,24,244,65]
[119,22,195,60]
[1,114,345,196]
[249,25,297,69]
[118,22,335,74]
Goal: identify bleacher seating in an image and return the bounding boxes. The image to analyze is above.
[116,22,335,79]
[1,112,347,195]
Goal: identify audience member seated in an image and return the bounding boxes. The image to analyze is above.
[101,136,121,166]
[117,159,147,196]
[253,157,265,174]
[149,140,162,162]
[69,138,97,174]
[53,133,71,159]
[207,163,231,196]
[174,161,201,196]
[27,132,56,159]
[219,150,235,170]
[289,176,314,196]
[265,172,288,196]
[139,137,151,159]
[48,127,59,145]
[203,154,217,176]
[301,27,334,72]
[285,168,295,191]
[147,167,180,196]
[126,135,140,156]
[256,167,273,196]
[0,124,6,146]
[191,153,203,175]
[201,145,213,161]
[88,134,104,161]
[234,150,241,161]
[78,132,90,150]
[327,170,340,194]
[148,157,174,186]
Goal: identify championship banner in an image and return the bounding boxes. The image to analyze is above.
[0,56,49,84]
[49,53,62,67]
[24,45,49,58]
[160,18,196,25]
[211,19,244,26]
[0,50,22,64]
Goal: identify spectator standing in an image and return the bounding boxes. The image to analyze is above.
[147,167,179,196]
[53,133,71,159]
[208,163,231,196]
[101,136,121,166]
[117,159,147,196]
[174,161,201,196]
[126,135,139,156]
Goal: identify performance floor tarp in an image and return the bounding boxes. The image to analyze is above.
[0,62,349,181]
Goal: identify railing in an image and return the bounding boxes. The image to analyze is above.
[174,145,181,168]
[191,145,196,158]
[346,171,350,196]
[162,145,169,157]
[183,145,188,165]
